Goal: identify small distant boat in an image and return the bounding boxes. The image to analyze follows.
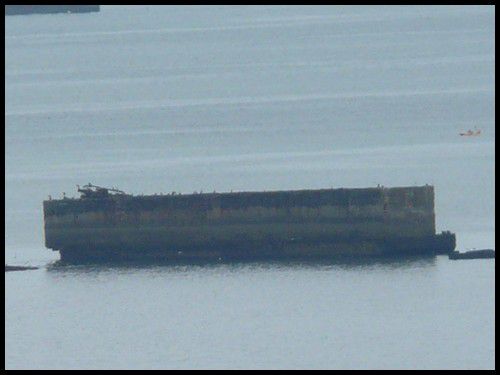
[449,249,495,260]
[459,129,481,137]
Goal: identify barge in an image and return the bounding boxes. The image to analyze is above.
[43,184,456,263]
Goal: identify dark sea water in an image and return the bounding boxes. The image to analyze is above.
[5,6,494,369]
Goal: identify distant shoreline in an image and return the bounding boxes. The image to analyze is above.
[5,265,39,272]
[5,5,100,16]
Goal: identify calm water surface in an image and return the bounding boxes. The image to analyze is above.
[5,5,495,369]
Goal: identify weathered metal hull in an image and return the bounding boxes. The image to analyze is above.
[43,186,456,263]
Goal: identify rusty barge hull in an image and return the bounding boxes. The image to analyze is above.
[43,185,456,263]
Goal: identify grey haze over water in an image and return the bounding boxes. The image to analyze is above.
[5,6,494,369]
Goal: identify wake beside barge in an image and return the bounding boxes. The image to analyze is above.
[43,184,456,263]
